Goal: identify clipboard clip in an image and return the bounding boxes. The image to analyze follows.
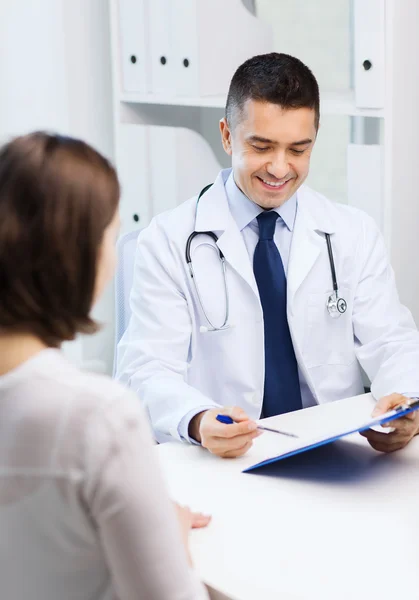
[393,397,419,412]
[379,397,419,423]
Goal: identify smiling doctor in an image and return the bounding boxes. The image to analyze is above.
[116,53,419,457]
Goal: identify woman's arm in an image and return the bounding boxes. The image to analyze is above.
[82,389,209,600]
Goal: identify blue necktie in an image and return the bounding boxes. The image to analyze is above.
[253,211,302,417]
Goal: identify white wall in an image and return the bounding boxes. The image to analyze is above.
[0,1,70,137]
[255,0,351,91]
[385,0,419,320]
[255,0,351,204]
[0,0,116,373]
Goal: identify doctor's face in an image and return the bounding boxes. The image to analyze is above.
[220,100,317,209]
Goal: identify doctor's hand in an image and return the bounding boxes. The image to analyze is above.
[189,407,262,458]
[360,393,419,453]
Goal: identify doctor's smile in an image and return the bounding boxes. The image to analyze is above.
[256,176,291,189]
[255,174,293,196]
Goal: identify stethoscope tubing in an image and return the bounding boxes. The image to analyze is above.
[325,232,338,295]
[186,185,347,330]
[186,236,230,331]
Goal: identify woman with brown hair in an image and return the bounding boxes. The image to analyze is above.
[0,132,210,600]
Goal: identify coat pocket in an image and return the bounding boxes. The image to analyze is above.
[303,287,356,367]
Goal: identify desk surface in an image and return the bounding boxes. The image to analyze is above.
[157,426,419,600]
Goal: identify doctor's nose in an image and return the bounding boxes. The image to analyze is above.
[266,154,289,180]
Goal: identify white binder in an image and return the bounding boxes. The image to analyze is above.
[118,0,150,93]
[148,0,173,96]
[353,0,385,109]
[148,126,221,214]
[116,124,152,233]
[170,0,199,97]
[347,144,383,230]
[170,0,272,97]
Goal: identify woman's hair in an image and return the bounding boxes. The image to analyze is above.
[0,132,120,347]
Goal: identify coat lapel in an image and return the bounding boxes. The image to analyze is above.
[216,221,260,298]
[287,186,336,306]
[194,172,259,298]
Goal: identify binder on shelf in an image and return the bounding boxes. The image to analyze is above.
[148,0,173,95]
[116,124,152,234]
[118,0,150,94]
[170,0,199,97]
[148,126,221,214]
[347,144,383,230]
[353,0,385,109]
[118,0,272,97]
[170,0,272,97]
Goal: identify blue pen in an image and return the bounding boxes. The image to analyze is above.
[216,414,298,438]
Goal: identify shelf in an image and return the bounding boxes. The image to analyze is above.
[320,91,385,118]
[120,90,385,118]
[121,92,226,109]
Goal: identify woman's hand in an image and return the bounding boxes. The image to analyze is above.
[174,503,211,565]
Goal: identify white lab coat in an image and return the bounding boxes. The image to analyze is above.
[116,170,419,442]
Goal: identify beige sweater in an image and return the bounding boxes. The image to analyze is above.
[0,349,208,600]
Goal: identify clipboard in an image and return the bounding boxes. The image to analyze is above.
[243,397,419,473]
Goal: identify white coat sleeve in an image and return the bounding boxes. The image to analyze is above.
[353,214,419,399]
[115,220,219,441]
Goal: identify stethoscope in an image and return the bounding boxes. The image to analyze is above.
[185,185,347,332]
[185,185,229,332]
[324,233,348,319]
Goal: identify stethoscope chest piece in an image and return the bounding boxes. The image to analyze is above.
[327,293,347,319]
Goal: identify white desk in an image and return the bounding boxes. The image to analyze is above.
[157,419,419,600]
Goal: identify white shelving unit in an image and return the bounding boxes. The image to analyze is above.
[120,93,226,108]
[110,0,273,235]
[109,0,419,324]
[120,90,385,117]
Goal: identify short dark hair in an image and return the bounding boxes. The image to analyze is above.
[226,52,320,130]
[0,132,120,347]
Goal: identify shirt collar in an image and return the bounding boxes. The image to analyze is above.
[224,169,297,232]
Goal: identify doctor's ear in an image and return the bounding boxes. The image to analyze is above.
[219,118,233,156]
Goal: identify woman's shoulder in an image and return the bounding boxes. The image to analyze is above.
[0,349,147,482]
[54,351,142,422]
[31,350,148,471]
[14,349,143,438]
[21,348,130,397]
